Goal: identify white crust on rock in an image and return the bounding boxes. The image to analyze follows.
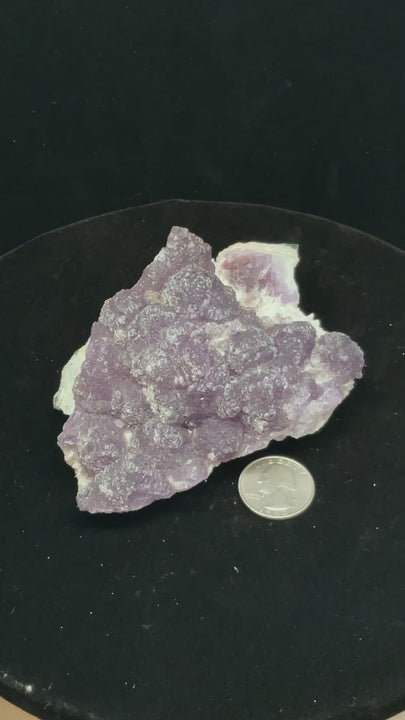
[53,342,88,415]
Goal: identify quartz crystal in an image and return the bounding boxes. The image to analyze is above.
[55,227,364,513]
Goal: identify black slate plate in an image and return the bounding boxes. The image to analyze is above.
[1,200,404,720]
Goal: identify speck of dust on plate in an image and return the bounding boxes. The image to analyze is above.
[238,456,316,520]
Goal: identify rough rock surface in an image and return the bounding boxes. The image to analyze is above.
[56,227,364,513]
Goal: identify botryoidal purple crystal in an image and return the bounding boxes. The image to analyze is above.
[55,227,364,513]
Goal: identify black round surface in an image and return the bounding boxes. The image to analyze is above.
[1,200,404,720]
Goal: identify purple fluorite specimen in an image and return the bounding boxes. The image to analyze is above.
[57,227,364,513]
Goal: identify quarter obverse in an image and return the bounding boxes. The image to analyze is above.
[238,456,315,520]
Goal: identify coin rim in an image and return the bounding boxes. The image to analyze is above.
[238,455,316,520]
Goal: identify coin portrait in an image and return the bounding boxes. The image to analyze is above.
[238,456,316,519]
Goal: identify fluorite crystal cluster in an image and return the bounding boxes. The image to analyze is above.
[54,227,364,513]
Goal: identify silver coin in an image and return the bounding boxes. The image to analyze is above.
[238,456,315,520]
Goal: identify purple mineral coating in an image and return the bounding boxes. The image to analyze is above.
[57,227,364,513]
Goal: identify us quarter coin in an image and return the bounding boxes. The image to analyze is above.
[238,456,315,520]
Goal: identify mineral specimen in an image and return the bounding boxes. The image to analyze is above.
[55,227,364,513]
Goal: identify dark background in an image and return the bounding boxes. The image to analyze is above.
[1,201,405,720]
[1,0,405,256]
